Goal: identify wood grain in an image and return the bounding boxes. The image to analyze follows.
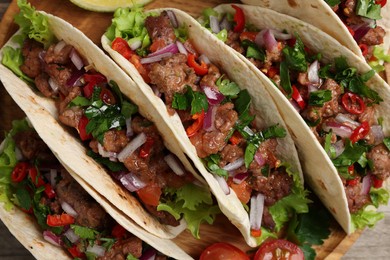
[0,0,386,259]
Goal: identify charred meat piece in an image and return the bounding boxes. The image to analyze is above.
[144,204,180,226]
[97,237,143,260]
[20,39,44,78]
[44,43,73,64]
[34,73,55,98]
[103,130,129,153]
[145,11,177,51]
[345,182,371,213]
[13,130,55,161]
[360,27,385,46]
[367,144,390,180]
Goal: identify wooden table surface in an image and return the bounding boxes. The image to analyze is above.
[0,0,389,259]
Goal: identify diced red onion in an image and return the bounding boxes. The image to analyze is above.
[118,133,147,162]
[176,41,188,55]
[371,125,385,145]
[48,78,60,93]
[243,126,254,136]
[219,14,232,31]
[126,117,133,137]
[261,29,278,52]
[199,54,211,65]
[308,84,319,93]
[98,143,118,159]
[86,244,106,257]
[233,172,249,184]
[151,85,161,97]
[308,60,320,84]
[361,174,371,195]
[201,86,224,105]
[254,30,266,47]
[54,40,67,54]
[66,69,84,87]
[166,10,178,28]
[61,202,78,218]
[250,193,265,231]
[215,175,230,195]
[38,50,46,62]
[335,114,360,129]
[203,104,216,131]
[43,231,63,247]
[70,48,84,70]
[129,39,142,50]
[139,248,157,260]
[119,172,147,192]
[270,29,292,40]
[222,158,245,172]
[140,53,173,64]
[148,43,178,58]
[322,121,352,139]
[254,152,266,167]
[164,154,185,176]
[331,140,345,158]
[210,15,221,33]
[353,25,370,42]
[64,228,80,243]
[50,169,57,188]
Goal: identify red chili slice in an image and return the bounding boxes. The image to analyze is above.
[187,53,208,75]
[239,31,258,42]
[292,85,306,110]
[44,183,56,199]
[359,43,369,56]
[139,137,155,158]
[232,5,245,33]
[341,92,366,115]
[68,245,86,258]
[350,121,370,143]
[186,110,205,137]
[11,162,29,183]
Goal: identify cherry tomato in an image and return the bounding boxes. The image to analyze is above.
[200,242,250,260]
[254,239,304,260]
[100,87,116,105]
[187,54,208,75]
[350,121,370,143]
[136,183,162,206]
[112,37,134,60]
[112,223,127,239]
[291,85,306,110]
[341,92,366,115]
[359,43,369,56]
[139,137,155,158]
[371,175,384,188]
[11,162,29,183]
[47,213,75,227]
[376,0,387,7]
[240,31,258,42]
[186,110,205,137]
[78,115,92,141]
[232,5,245,33]
[28,166,45,187]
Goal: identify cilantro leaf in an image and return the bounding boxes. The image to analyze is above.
[87,150,126,172]
[332,140,369,167]
[71,225,99,240]
[15,188,32,210]
[69,96,90,107]
[187,87,209,115]
[241,40,265,61]
[234,89,251,116]
[203,154,228,178]
[172,92,189,110]
[308,90,332,106]
[383,137,390,150]
[126,254,138,260]
[282,35,308,72]
[280,61,292,97]
[216,76,241,97]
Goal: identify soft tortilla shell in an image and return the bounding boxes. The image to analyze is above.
[213,4,390,234]
[102,8,304,247]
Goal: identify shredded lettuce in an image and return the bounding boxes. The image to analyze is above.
[351,206,385,232]
[369,46,390,72]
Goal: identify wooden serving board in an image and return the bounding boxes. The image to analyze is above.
[0,0,364,259]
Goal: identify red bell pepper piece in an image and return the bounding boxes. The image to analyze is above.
[350,121,370,143]
[292,85,306,110]
[232,5,245,32]
[111,37,134,60]
[186,110,205,137]
[44,183,56,199]
[229,131,242,145]
[187,53,208,75]
[251,229,262,238]
[47,213,75,227]
[11,162,29,183]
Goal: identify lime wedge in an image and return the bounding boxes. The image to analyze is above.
[69,0,153,12]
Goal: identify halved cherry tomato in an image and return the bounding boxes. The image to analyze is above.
[376,0,387,7]
[359,43,369,56]
[240,31,258,42]
[11,162,29,183]
[350,121,370,143]
[341,92,366,115]
[47,213,75,227]
[232,5,245,33]
[200,242,250,260]
[83,73,107,98]
[186,110,205,137]
[227,179,252,204]
[112,223,127,239]
[129,54,151,83]
[78,115,92,141]
[187,54,208,75]
[292,85,306,110]
[254,239,304,260]
[139,137,155,158]
[100,88,116,105]
[371,175,384,188]
[251,229,262,237]
[68,245,85,258]
[28,166,45,187]
[136,183,162,206]
[112,37,134,60]
[229,131,243,145]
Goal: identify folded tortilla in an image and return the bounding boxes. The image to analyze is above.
[101,8,307,247]
[198,4,390,234]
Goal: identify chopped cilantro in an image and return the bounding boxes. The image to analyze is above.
[69,96,90,107]
[282,34,308,72]
[280,61,292,97]
[126,254,138,260]
[203,154,228,178]
[332,140,369,168]
[216,76,240,97]
[171,86,208,115]
[383,137,390,150]
[308,90,332,106]
[172,92,189,110]
[234,89,251,116]
[15,188,31,210]
[241,40,265,61]
[87,150,126,172]
[71,225,100,240]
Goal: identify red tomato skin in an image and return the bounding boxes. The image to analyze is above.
[200,243,250,260]
[11,162,29,183]
[254,239,304,260]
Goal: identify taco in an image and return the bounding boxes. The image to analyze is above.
[101,7,311,247]
[0,0,221,240]
[198,4,390,234]
[240,0,390,71]
[0,118,192,260]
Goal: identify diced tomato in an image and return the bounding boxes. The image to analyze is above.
[254,239,304,260]
[287,38,296,47]
[231,5,245,33]
[129,54,151,83]
[149,38,167,53]
[112,37,134,60]
[371,175,384,188]
[359,43,369,56]
[44,183,56,199]
[83,73,107,98]
[350,121,370,143]
[136,183,162,206]
[47,213,75,227]
[228,179,252,204]
[239,31,258,42]
[187,53,208,75]
[229,131,243,145]
[200,242,250,260]
[186,110,205,137]
[139,137,155,158]
[376,0,387,7]
[346,25,355,37]
[78,115,92,141]
[250,229,262,237]
[347,178,360,186]
[28,166,45,187]
[111,224,127,239]
[341,92,366,115]
[292,85,306,110]
[21,207,33,215]
[11,162,29,183]
[100,87,116,105]
[348,164,355,175]
[266,66,280,79]
[68,245,85,258]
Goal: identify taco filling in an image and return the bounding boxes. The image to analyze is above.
[1,0,219,238]
[202,5,390,230]
[104,7,310,237]
[0,119,168,260]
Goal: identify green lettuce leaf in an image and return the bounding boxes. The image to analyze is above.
[1,46,33,83]
[351,206,384,231]
[370,187,389,208]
